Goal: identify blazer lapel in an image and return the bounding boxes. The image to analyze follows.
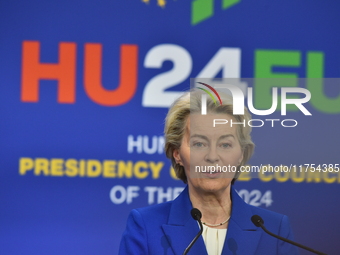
[222,188,262,255]
[162,186,208,255]
[162,186,262,255]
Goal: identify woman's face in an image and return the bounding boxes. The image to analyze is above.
[173,113,244,194]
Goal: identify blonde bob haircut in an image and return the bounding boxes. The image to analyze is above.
[164,89,254,184]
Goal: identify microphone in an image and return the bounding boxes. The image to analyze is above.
[183,208,203,255]
[251,215,327,255]
[191,208,202,221]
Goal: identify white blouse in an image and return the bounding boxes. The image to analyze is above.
[202,224,227,255]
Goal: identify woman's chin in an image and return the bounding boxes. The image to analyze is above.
[191,177,232,193]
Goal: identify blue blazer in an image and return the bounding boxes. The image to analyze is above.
[119,186,298,255]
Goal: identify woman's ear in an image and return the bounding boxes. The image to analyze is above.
[173,149,183,165]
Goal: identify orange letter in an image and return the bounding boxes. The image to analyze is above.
[84,43,138,106]
[21,41,76,103]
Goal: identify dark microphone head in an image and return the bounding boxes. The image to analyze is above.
[251,215,264,227]
[191,208,202,221]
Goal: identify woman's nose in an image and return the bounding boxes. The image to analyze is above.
[205,147,219,163]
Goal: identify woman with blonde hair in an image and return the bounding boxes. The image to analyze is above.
[119,88,298,255]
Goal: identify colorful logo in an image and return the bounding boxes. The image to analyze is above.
[192,0,241,25]
[197,82,222,106]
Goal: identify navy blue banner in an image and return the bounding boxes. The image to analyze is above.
[1,1,339,254]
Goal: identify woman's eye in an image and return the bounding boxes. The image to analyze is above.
[221,143,231,148]
[193,142,204,147]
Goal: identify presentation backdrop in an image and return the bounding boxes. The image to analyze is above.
[1,0,339,254]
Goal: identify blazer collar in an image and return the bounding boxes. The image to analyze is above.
[161,186,262,255]
[162,186,207,255]
[229,187,259,230]
[222,188,262,254]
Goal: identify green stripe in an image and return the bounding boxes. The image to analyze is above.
[197,87,218,105]
[191,0,214,25]
[222,0,241,10]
